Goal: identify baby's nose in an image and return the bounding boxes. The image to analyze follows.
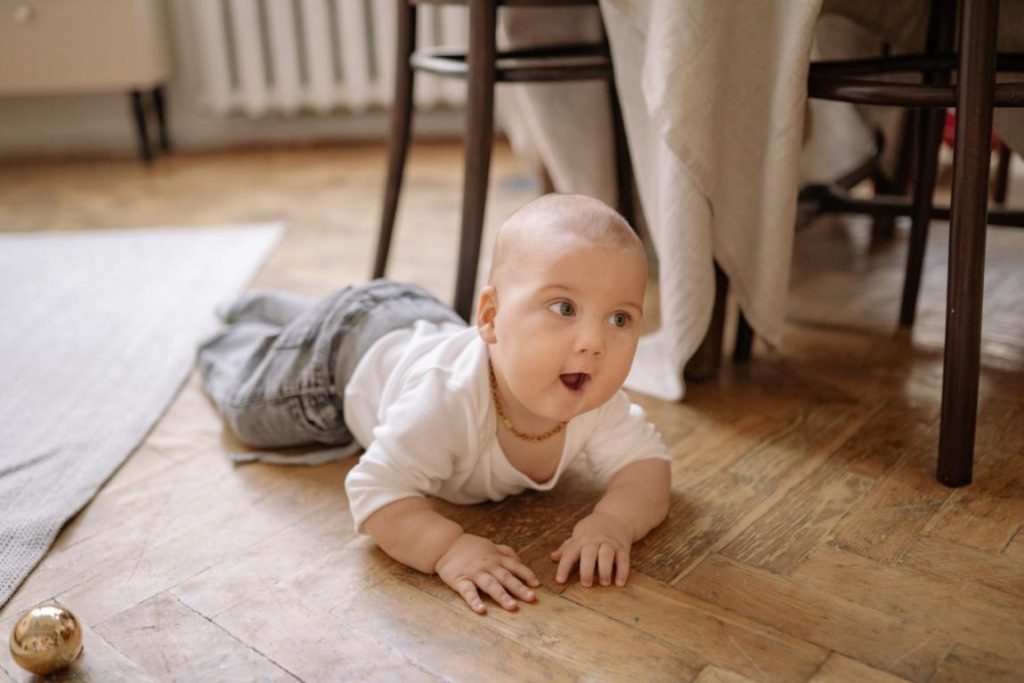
[574,324,605,356]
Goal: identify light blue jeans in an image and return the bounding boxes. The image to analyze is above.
[196,280,464,452]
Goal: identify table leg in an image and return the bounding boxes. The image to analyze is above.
[937,0,999,487]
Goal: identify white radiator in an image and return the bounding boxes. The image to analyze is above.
[190,0,468,117]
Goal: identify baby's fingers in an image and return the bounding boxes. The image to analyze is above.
[454,578,487,615]
[598,544,617,586]
[555,543,582,584]
[476,573,519,612]
[550,538,570,561]
[501,556,541,588]
[579,545,599,587]
[494,567,537,603]
[495,544,520,560]
[615,548,631,587]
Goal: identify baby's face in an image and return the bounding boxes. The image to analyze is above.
[485,238,646,425]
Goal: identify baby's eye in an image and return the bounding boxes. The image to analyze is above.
[548,300,576,317]
[609,311,632,328]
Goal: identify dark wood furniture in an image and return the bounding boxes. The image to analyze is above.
[741,0,1023,486]
[372,0,634,321]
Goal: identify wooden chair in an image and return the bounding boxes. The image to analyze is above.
[372,0,634,321]
[739,0,1024,486]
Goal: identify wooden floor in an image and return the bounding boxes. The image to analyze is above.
[0,143,1022,682]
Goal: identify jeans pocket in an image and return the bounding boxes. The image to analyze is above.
[296,388,347,439]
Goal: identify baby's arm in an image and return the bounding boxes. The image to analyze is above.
[552,458,671,587]
[364,497,539,614]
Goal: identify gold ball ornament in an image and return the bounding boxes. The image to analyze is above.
[9,603,83,675]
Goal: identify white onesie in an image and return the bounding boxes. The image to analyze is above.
[342,321,670,532]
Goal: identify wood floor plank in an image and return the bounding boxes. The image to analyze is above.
[559,573,826,682]
[926,493,1024,553]
[928,643,1024,683]
[899,535,1024,599]
[829,422,949,564]
[691,665,757,683]
[1,451,345,620]
[1005,526,1024,559]
[212,584,440,682]
[789,545,1024,659]
[273,534,402,612]
[920,401,1024,552]
[51,464,349,626]
[170,501,363,618]
[721,403,913,573]
[635,402,871,582]
[0,454,250,618]
[414,577,706,681]
[94,593,297,681]
[722,465,873,574]
[809,653,912,682]
[465,464,604,554]
[675,554,951,682]
[337,578,578,683]
[667,411,789,490]
[722,399,941,573]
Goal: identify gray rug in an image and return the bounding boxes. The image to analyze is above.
[0,223,284,607]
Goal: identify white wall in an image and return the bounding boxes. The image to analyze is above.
[0,0,463,160]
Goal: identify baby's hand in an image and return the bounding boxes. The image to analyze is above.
[434,533,540,615]
[552,510,633,587]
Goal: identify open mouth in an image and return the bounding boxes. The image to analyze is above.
[560,373,591,392]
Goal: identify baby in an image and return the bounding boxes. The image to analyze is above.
[197,193,671,615]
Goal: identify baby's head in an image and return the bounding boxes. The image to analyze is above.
[477,193,647,427]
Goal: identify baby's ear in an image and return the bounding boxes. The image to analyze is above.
[476,285,498,344]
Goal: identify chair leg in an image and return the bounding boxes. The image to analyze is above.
[894,109,918,195]
[609,76,636,231]
[938,0,999,487]
[734,312,754,363]
[373,0,417,280]
[684,262,728,382]
[993,143,1012,203]
[899,0,958,327]
[452,0,497,321]
[899,110,945,326]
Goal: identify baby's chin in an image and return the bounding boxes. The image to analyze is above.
[550,388,615,421]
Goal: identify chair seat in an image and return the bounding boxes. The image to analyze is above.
[411,44,612,82]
